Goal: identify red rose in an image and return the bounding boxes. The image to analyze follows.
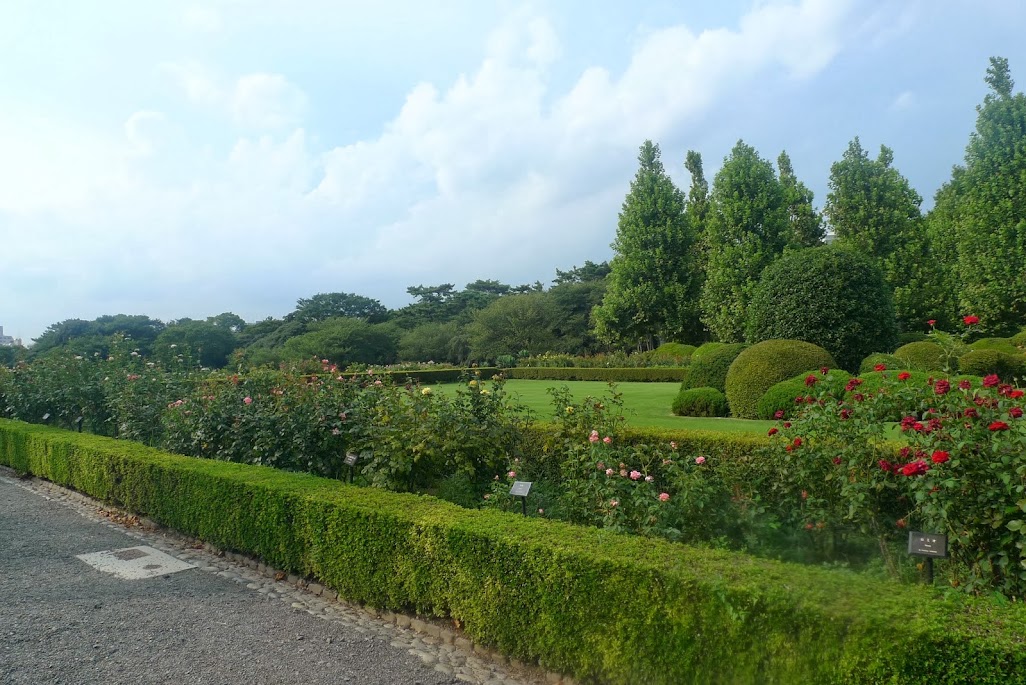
[984,374,1000,388]
[878,459,893,472]
[898,371,911,381]
[934,379,950,395]
[989,421,1010,431]
[840,409,852,420]
[774,410,785,419]
[896,518,907,529]
[912,422,925,432]
[958,379,972,391]
[783,422,791,428]
[820,367,829,375]
[845,378,864,392]
[795,396,805,405]
[833,457,842,465]
[805,374,818,387]
[900,460,929,476]
[927,320,936,326]
[1010,407,1024,419]
[1011,390,1025,399]
[768,427,779,436]
[874,363,887,371]
[931,450,950,464]
[964,407,978,418]
[853,393,864,402]
[963,315,979,325]
[792,437,803,447]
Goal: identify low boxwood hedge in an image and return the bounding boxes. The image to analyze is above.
[506,367,688,382]
[671,387,729,417]
[3,419,1026,683]
[958,350,1026,382]
[385,367,502,384]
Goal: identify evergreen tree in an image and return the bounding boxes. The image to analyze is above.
[777,151,825,248]
[699,140,789,342]
[824,138,928,330]
[594,141,701,348]
[946,57,1026,334]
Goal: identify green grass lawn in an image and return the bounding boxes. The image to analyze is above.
[438,379,775,433]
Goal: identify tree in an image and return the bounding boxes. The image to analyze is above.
[283,318,399,366]
[468,293,558,361]
[777,151,824,248]
[553,261,610,285]
[206,312,247,333]
[288,292,388,324]
[594,140,701,349]
[155,320,238,368]
[824,138,929,330]
[941,57,1026,334]
[398,322,468,363]
[699,140,789,341]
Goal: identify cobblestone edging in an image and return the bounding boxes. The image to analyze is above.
[0,468,576,685]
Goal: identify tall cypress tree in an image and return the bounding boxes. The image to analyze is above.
[594,141,701,348]
[699,140,789,342]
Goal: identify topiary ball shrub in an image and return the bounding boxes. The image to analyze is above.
[745,246,898,371]
[725,340,837,419]
[893,341,948,372]
[679,343,747,393]
[671,387,729,417]
[958,350,1026,382]
[648,342,695,364]
[756,369,851,420]
[691,342,725,359]
[859,353,904,374]
[970,337,1021,356]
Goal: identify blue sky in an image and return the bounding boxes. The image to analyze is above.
[1,0,1024,343]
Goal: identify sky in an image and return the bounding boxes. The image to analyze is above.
[1,0,1024,343]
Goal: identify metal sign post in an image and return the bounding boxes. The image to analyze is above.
[509,481,533,516]
[908,531,948,584]
[344,452,359,484]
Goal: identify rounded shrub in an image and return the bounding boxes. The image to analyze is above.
[679,343,747,393]
[958,350,1026,382]
[893,341,948,372]
[691,342,725,359]
[858,353,903,374]
[648,343,695,363]
[970,337,1021,356]
[895,332,928,348]
[756,369,851,420]
[671,387,729,418]
[725,340,836,419]
[1010,328,1026,349]
[745,246,898,372]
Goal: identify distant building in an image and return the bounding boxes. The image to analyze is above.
[0,325,18,347]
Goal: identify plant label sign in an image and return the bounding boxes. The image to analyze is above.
[509,481,532,497]
[908,532,948,558]
[344,452,359,467]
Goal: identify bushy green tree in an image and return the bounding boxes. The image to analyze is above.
[700,141,789,341]
[154,320,238,368]
[288,292,388,324]
[283,318,399,366]
[825,138,934,330]
[469,293,558,361]
[746,246,898,371]
[594,141,702,349]
[398,322,468,363]
[777,151,824,248]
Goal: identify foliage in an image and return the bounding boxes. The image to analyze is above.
[893,341,948,372]
[942,58,1026,335]
[283,318,400,366]
[746,246,898,371]
[755,369,852,421]
[594,140,703,348]
[824,138,937,330]
[970,337,1022,356]
[700,141,789,341]
[725,340,836,419]
[777,150,825,247]
[508,367,688,382]
[858,353,903,374]
[468,293,559,361]
[288,292,389,324]
[398,321,469,364]
[678,343,746,393]
[10,421,1026,683]
[154,320,238,368]
[671,387,728,417]
[957,349,1026,382]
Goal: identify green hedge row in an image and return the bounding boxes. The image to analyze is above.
[383,367,502,384]
[4,419,1026,684]
[507,367,688,382]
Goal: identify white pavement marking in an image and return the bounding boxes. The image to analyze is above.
[75,545,196,580]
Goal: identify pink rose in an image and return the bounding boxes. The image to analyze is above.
[507,471,516,478]
[603,436,612,445]
[645,475,654,482]
[610,499,619,507]
[658,492,670,502]
[589,430,600,443]
[243,396,253,405]
[629,470,642,481]
[695,456,706,465]
[605,468,615,476]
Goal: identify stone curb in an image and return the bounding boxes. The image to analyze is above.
[0,468,579,685]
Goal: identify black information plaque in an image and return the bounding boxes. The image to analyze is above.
[509,481,532,497]
[908,532,948,558]
[344,452,359,467]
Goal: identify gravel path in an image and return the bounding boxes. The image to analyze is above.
[0,470,547,685]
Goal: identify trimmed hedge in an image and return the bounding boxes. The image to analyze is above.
[4,420,1026,683]
[958,350,1026,382]
[385,367,501,384]
[679,343,747,393]
[651,343,696,360]
[893,342,948,372]
[970,337,1022,357]
[1011,329,1026,349]
[671,387,728,417]
[725,340,836,420]
[755,369,852,420]
[506,367,688,382]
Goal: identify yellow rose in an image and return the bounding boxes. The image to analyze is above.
[422,387,432,395]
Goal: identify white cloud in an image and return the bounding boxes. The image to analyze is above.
[890,90,915,111]
[1,0,868,341]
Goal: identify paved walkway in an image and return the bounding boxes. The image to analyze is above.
[0,470,542,685]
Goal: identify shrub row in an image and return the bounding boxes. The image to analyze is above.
[506,367,688,382]
[384,367,502,384]
[4,420,1026,683]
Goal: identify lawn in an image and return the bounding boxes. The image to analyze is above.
[439,379,776,433]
